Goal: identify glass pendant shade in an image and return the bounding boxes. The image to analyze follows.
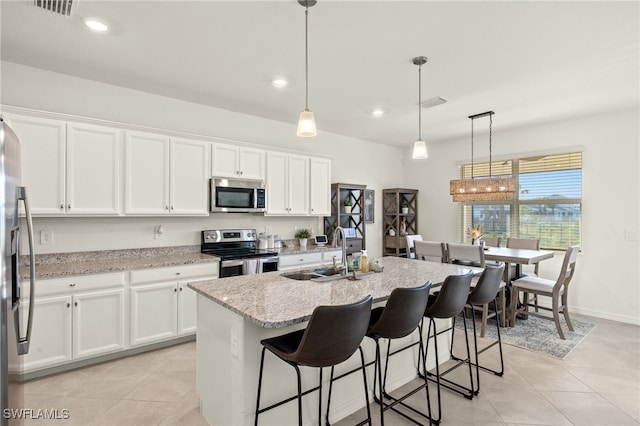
[412,139,428,159]
[296,109,317,137]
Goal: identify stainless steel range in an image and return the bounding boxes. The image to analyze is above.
[201,229,279,278]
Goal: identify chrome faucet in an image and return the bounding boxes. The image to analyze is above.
[332,226,348,276]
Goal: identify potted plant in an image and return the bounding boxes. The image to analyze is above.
[343,199,353,214]
[295,228,311,248]
[401,201,409,215]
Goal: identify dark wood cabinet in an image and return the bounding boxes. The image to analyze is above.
[324,183,367,251]
[382,188,418,257]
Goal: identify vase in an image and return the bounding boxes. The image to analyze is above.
[389,229,396,236]
[299,238,307,248]
[402,207,409,214]
[344,205,352,214]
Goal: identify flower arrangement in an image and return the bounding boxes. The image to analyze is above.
[466,224,484,240]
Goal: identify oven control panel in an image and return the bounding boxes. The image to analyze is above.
[202,229,257,243]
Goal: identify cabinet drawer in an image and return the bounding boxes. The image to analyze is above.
[27,272,125,297]
[345,238,363,254]
[278,252,325,270]
[130,262,218,284]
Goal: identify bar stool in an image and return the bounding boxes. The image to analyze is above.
[420,272,474,425]
[365,282,432,426]
[254,295,373,426]
[451,264,505,396]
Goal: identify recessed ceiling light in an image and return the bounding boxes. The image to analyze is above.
[271,78,288,89]
[84,19,108,33]
[371,109,385,118]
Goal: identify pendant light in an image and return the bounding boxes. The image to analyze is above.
[411,56,428,159]
[449,111,516,201]
[296,0,317,137]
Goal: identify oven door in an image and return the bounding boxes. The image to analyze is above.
[219,257,279,278]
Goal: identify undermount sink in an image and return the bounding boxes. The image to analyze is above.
[281,268,374,282]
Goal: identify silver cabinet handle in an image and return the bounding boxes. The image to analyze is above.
[67,204,71,209]
[69,283,76,287]
[60,204,64,209]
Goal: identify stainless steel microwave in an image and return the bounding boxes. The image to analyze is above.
[210,177,266,213]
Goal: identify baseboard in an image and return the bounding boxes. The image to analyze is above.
[569,306,640,326]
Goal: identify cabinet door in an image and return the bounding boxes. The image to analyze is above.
[265,151,289,214]
[288,154,310,215]
[238,147,265,180]
[177,284,197,335]
[124,131,170,215]
[7,115,66,215]
[22,295,73,371]
[170,138,210,215]
[129,282,177,346]
[211,143,239,178]
[66,122,122,215]
[309,157,331,216]
[73,288,126,359]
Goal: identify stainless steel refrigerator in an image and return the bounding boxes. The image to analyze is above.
[0,118,35,426]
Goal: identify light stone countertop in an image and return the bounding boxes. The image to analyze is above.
[188,256,480,329]
[22,245,219,279]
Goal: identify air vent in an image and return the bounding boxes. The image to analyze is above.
[33,0,75,17]
[420,96,448,109]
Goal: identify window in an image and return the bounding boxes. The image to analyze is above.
[459,152,582,250]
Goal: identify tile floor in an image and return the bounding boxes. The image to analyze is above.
[22,314,639,425]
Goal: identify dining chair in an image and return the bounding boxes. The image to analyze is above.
[481,236,501,247]
[405,234,423,259]
[413,240,446,263]
[506,237,541,310]
[510,246,579,340]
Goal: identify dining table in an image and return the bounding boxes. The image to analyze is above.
[483,246,555,326]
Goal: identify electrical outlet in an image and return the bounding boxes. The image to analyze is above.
[40,230,53,245]
[154,225,165,239]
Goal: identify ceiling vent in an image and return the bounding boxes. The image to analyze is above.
[33,0,75,17]
[420,96,448,109]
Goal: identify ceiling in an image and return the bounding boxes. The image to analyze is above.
[1,1,638,149]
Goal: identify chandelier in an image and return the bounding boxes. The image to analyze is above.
[449,111,515,202]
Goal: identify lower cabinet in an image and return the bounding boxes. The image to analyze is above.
[129,263,218,347]
[278,249,342,271]
[23,273,126,372]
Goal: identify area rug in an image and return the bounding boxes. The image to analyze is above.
[454,315,595,359]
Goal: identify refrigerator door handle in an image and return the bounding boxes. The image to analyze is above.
[15,186,35,355]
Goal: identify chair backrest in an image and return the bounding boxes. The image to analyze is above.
[506,237,540,250]
[414,240,446,263]
[467,263,505,305]
[554,245,579,291]
[367,282,432,339]
[446,243,485,267]
[482,236,501,247]
[293,295,373,367]
[405,235,423,259]
[424,273,473,319]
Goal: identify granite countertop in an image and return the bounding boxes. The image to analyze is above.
[22,245,219,279]
[188,256,480,329]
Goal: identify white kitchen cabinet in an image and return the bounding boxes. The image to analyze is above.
[266,152,309,215]
[309,157,331,216]
[211,143,265,181]
[129,262,218,346]
[278,249,342,271]
[125,132,209,216]
[22,272,126,372]
[5,114,67,215]
[66,122,122,215]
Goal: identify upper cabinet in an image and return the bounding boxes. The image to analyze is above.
[124,131,209,216]
[8,114,122,216]
[266,152,309,215]
[309,157,331,216]
[211,143,265,181]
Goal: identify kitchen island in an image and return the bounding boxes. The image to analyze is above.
[188,256,479,425]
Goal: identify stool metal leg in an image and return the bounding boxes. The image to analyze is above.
[254,347,267,426]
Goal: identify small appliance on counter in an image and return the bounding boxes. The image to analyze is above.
[201,229,278,278]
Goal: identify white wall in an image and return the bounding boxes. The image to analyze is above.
[1,61,404,256]
[403,108,640,325]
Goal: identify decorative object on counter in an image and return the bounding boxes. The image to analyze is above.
[401,200,409,215]
[343,198,353,214]
[296,0,318,137]
[388,225,396,236]
[450,111,516,202]
[364,189,375,223]
[466,224,484,245]
[411,56,429,159]
[295,228,312,248]
[370,260,384,273]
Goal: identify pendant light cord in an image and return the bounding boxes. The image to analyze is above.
[470,117,474,179]
[304,6,309,111]
[489,113,493,177]
[418,64,422,140]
